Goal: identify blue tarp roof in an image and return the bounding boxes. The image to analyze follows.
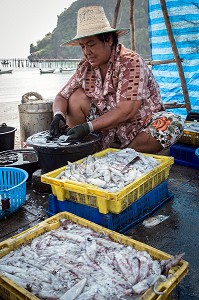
[148,0,199,117]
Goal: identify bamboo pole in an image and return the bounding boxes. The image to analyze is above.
[112,0,121,28]
[129,0,135,50]
[164,103,186,109]
[146,58,184,66]
[160,0,191,112]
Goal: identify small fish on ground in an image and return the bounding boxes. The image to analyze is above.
[142,215,169,228]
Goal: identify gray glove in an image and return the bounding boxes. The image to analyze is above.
[50,113,66,136]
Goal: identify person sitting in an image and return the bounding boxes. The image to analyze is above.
[50,5,184,153]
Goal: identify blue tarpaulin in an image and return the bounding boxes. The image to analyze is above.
[148,0,199,117]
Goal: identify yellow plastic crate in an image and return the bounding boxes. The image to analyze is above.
[0,212,188,300]
[179,122,199,146]
[41,148,174,214]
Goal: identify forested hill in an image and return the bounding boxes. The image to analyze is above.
[29,0,150,60]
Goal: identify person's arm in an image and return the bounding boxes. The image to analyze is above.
[52,93,68,116]
[49,94,68,137]
[66,99,142,140]
[91,100,142,131]
[50,64,83,136]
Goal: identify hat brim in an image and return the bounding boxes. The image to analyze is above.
[61,28,130,47]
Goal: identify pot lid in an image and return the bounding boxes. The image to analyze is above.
[26,130,102,149]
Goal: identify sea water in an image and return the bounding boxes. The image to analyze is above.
[0,67,187,118]
[0,68,73,103]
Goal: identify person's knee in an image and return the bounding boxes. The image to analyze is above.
[67,88,91,126]
[68,88,90,114]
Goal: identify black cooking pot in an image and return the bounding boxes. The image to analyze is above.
[0,123,17,151]
[26,131,102,173]
[0,149,39,181]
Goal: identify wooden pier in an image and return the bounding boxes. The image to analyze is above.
[0,58,80,69]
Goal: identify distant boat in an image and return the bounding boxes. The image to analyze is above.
[40,68,55,74]
[1,60,9,66]
[60,67,76,72]
[0,69,13,74]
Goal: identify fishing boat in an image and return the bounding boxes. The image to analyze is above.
[39,68,55,74]
[0,69,13,74]
[60,67,76,72]
[1,60,9,66]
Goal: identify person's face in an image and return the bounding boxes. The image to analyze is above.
[79,35,113,68]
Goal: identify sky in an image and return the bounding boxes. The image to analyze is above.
[0,0,76,58]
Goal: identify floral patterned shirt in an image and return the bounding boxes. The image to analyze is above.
[60,44,165,148]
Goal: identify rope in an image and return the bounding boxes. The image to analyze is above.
[21,92,43,103]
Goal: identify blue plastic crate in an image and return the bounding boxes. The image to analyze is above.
[170,143,199,170]
[47,181,174,234]
[186,109,199,121]
[0,167,28,219]
[196,148,199,159]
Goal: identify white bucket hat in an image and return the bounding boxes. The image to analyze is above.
[61,6,130,47]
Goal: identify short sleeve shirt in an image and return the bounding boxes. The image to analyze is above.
[60,44,164,148]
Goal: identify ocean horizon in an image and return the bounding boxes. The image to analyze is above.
[0,67,190,118]
[0,68,74,104]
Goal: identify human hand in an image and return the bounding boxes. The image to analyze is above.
[67,123,90,140]
[50,113,66,136]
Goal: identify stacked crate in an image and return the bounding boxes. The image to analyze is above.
[0,212,189,300]
[41,148,174,233]
[196,148,199,160]
[170,110,199,170]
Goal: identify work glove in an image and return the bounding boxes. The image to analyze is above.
[67,123,91,141]
[50,113,66,137]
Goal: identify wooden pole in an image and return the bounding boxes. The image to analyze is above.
[160,0,191,112]
[146,58,184,66]
[112,0,121,28]
[129,0,135,50]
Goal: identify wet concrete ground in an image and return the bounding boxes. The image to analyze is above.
[127,165,199,300]
[0,163,198,299]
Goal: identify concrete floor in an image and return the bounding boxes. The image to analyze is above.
[127,164,199,300]
[0,163,198,299]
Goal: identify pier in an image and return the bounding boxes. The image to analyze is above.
[0,58,80,69]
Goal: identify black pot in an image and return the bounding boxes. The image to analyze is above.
[0,123,17,151]
[0,149,39,181]
[26,131,102,173]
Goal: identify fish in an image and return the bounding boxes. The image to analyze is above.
[142,215,169,228]
[55,148,160,193]
[60,278,87,300]
[0,219,183,299]
[86,178,107,188]
[161,253,185,276]
[132,274,167,295]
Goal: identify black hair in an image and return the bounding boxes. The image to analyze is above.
[97,32,118,46]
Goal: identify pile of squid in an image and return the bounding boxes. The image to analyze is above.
[183,121,199,132]
[0,218,184,300]
[56,148,160,193]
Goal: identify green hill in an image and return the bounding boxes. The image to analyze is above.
[29,0,150,60]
